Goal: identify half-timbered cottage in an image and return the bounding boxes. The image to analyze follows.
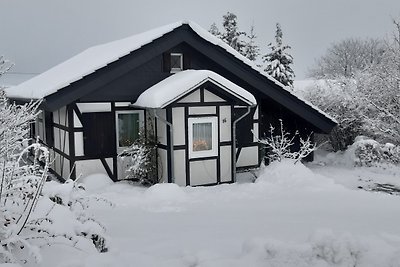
[6,21,336,186]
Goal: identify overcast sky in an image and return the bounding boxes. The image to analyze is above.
[1,0,399,80]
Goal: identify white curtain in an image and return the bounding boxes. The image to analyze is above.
[192,122,212,151]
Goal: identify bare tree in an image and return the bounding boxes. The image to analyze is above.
[304,18,400,149]
[308,38,385,79]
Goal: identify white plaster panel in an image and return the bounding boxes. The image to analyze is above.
[190,159,217,186]
[34,119,40,140]
[220,146,232,183]
[204,89,225,102]
[76,103,111,113]
[53,152,70,180]
[54,128,69,154]
[74,132,84,156]
[178,90,200,103]
[236,146,259,167]
[73,111,83,127]
[156,109,167,145]
[172,107,185,146]
[173,150,186,186]
[53,109,59,124]
[219,105,231,142]
[189,106,216,115]
[75,158,113,180]
[253,106,259,120]
[59,106,67,126]
[53,151,60,174]
[62,157,70,179]
[158,148,168,183]
[54,128,60,150]
[115,102,132,107]
[253,123,259,142]
[37,121,44,140]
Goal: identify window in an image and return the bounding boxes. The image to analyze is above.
[188,117,218,158]
[170,53,183,72]
[116,110,144,150]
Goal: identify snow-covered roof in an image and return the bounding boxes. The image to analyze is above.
[133,70,256,108]
[5,20,335,123]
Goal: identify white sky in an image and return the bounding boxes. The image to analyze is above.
[0,0,399,79]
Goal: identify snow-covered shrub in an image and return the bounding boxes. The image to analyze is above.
[348,137,400,167]
[118,120,158,186]
[305,19,400,149]
[255,119,316,164]
[242,230,385,266]
[301,79,364,151]
[0,88,109,264]
[41,179,109,253]
[0,142,50,263]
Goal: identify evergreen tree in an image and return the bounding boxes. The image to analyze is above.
[263,23,295,88]
[220,12,246,55]
[243,24,260,61]
[209,22,220,37]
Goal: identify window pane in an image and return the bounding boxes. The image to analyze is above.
[118,113,140,147]
[193,122,212,151]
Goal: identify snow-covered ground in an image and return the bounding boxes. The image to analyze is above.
[31,155,400,267]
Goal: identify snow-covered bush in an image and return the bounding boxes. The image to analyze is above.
[41,179,109,253]
[305,19,400,150]
[118,122,158,186]
[242,229,367,266]
[348,137,400,167]
[0,142,50,263]
[301,79,364,151]
[0,87,109,264]
[255,119,316,164]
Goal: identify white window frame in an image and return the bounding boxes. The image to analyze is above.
[188,116,218,159]
[170,53,183,73]
[115,110,144,151]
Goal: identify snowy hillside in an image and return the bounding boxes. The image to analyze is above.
[30,158,400,267]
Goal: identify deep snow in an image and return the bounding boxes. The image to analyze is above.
[28,158,400,267]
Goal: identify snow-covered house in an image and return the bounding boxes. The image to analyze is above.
[6,21,336,186]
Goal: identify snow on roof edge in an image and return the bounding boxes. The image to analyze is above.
[6,20,335,124]
[184,21,336,124]
[133,70,256,109]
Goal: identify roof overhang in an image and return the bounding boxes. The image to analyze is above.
[133,70,256,109]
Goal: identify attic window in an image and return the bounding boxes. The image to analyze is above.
[170,53,183,73]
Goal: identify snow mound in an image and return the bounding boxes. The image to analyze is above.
[316,136,400,168]
[256,159,336,190]
[242,229,400,267]
[145,183,188,202]
[79,173,113,193]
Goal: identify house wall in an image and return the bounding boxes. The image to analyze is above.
[42,102,152,181]
[34,25,333,184]
[65,38,322,152]
[157,84,256,186]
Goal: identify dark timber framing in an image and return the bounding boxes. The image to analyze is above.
[160,81,256,186]
[12,21,336,185]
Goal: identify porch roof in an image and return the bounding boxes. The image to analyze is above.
[132,70,257,108]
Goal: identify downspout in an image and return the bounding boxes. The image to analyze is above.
[232,104,256,183]
[151,109,175,183]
